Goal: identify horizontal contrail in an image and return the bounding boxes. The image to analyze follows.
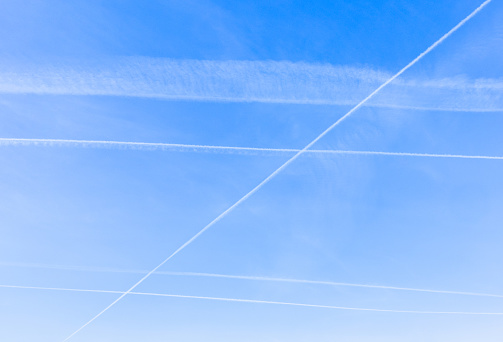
[0,58,502,112]
[162,272,503,299]
[2,262,502,299]
[1,283,502,315]
[1,138,502,160]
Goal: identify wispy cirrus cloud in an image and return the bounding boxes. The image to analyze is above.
[0,58,501,112]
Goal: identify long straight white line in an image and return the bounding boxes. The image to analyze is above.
[2,284,502,315]
[2,262,503,299]
[162,272,503,299]
[1,137,502,160]
[62,2,493,340]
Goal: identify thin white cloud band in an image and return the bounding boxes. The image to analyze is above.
[0,58,501,112]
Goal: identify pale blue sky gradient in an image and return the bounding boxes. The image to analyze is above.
[0,1,502,341]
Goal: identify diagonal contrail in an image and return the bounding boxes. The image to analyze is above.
[2,261,503,299]
[61,1,494,340]
[1,137,503,160]
[2,284,503,315]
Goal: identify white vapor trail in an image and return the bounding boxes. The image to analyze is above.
[1,61,502,113]
[2,261,503,299]
[162,272,503,299]
[62,2,493,340]
[1,284,502,315]
[1,137,503,160]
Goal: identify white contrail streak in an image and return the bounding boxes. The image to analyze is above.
[1,60,502,113]
[1,138,502,160]
[62,2,493,340]
[2,284,502,315]
[161,272,503,299]
[2,261,503,299]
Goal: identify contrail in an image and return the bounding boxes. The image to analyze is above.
[1,138,502,160]
[161,272,503,299]
[2,261,503,299]
[2,284,502,315]
[62,2,493,340]
[1,61,502,113]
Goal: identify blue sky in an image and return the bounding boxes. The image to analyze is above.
[1,0,503,341]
